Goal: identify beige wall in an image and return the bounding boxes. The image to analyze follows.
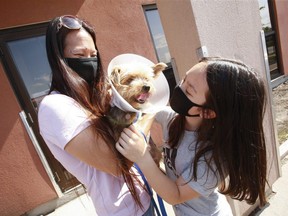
[156,0,201,79]
[157,0,280,215]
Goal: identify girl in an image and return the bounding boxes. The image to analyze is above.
[38,15,154,215]
[116,57,267,215]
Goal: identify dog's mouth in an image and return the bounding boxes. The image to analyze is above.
[135,93,150,104]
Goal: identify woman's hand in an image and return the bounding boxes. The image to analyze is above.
[116,124,150,164]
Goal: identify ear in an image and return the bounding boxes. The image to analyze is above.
[199,108,216,119]
[152,62,167,78]
[110,67,122,85]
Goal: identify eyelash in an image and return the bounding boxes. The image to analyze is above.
[186,90,193,97]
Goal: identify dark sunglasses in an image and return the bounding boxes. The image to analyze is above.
[57,15,82,32]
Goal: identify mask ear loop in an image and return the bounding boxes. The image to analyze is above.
[186,104,204,117]
[187,114,200,117]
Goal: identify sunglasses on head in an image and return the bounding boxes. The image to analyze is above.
[57,15,83,32]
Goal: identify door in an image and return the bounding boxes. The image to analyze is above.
[0,22,80,193]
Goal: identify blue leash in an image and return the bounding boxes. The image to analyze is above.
[133,126,167,216]
[134,163,167,216]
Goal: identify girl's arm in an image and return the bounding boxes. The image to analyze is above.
[116,125,200,204]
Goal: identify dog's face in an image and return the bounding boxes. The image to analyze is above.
[110,62,167,110]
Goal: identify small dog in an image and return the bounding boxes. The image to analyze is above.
[107,61,167,167]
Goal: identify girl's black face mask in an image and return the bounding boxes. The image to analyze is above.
[65,57,98,85]
[170,85,204,117]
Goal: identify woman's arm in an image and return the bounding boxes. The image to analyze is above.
[116,125,200,204]
[65,125,120,176]
[65,114,156,176]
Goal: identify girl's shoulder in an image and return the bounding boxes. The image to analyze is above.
[155,106,177,121]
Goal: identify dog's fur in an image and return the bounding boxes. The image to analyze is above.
[107,62,167,166]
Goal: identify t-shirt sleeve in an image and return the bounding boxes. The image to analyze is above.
[154,106,176,142]
[155,106,176,128]
[38,94,91,150]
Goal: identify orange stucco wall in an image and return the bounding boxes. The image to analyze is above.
[0,0,157,215]
[274,0,288,75]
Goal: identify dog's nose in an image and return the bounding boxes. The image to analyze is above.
[142,85,150,92]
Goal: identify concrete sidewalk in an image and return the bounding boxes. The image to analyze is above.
[45,189,175,216]
[253,155,288,216]
[45,154,288,216]
[25,150,288,216]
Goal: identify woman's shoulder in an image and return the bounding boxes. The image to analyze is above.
[40,91,74,105]
[38,91,85,119]
[39,92,79,110]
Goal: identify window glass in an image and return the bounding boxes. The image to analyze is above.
[258,0,280,79]
[258,0,272,32]
[7,36,51,106]
[145,9,171,64]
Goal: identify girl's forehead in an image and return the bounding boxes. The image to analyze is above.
[185,62,208,93]
[186,62,207,80]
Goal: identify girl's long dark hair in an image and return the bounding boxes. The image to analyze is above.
[168,57,267,206]
[46,16,144,209]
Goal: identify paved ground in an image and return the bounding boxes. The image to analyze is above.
[44,152,288,216]
[254,152,288,216]
[46,187,175,216]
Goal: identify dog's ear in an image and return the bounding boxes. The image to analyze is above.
[110,67,122,85]
[152,62,167,78]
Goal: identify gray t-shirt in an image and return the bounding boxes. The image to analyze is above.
[155,106,232,216]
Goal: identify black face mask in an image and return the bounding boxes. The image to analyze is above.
[65,57,98,85]
[170,85,204,117]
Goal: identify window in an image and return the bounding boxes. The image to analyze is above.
[144,5,171,64]
[144,5,176,96]
[258,0,281,80]
[7,36,51,109]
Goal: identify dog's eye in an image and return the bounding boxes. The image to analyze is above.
[122,77,135,84]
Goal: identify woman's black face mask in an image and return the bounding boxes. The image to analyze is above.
[65,57,98,85]
[170,85,204,117]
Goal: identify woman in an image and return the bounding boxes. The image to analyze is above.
[38,15,154,216]
[116,57,268,215]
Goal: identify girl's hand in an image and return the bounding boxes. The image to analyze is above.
[116,124,150,164]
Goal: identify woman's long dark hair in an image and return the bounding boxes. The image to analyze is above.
[168,57,267,206]
[46,16,144,209]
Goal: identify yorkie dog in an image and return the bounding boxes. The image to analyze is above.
[107,61,167,167]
